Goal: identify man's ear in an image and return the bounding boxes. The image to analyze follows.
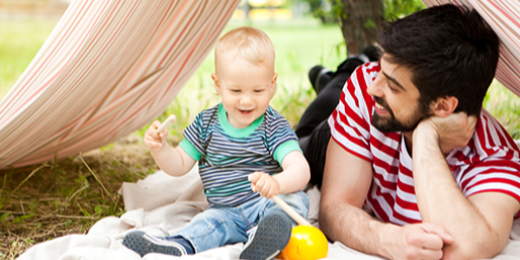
[431,96,458,117]
[211,73,220,93]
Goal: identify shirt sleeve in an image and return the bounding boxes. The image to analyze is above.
[265,112,302,165]
[181,111,207,161]
[273,140,301,164]
[457,113,520,203]
[179,138,202,161]
[327,63,378,162]
[459,159,520,202]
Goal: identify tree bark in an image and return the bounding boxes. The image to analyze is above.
[340,0,384,55]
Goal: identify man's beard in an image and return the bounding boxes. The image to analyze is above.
[371,96,430,132]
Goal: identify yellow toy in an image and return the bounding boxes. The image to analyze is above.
[272,196,329,260]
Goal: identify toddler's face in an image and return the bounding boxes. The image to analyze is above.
[212,53,276,129]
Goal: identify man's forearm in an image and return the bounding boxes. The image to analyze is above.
[413,125,499,258]
[320,201,398,259]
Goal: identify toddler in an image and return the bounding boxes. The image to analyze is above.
[123,26,310,260]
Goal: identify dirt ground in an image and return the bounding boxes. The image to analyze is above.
[0,134,159,259]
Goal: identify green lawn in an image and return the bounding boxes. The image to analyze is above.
[0,20,59,98]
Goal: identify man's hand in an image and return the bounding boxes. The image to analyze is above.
[388,223,454,260]
[248,172,280,199]
[416,112,477,154]
[144,121,167,153]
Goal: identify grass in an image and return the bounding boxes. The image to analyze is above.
[2,16,520,259]
[0,20,58,98]
[0,139,157,259]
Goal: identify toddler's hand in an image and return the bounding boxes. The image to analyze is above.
[248,172,280,199]
[144,121,167,153]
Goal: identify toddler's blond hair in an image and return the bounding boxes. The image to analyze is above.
[215,26,275,72]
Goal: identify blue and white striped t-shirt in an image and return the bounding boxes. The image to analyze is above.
[179,103,301,207]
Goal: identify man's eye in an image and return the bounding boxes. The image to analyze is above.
[387,83,398,92]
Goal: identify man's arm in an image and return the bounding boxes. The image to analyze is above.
[320,137,453,260]
[413,120,520,260]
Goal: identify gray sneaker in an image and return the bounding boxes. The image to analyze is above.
[122,231,186,257]
[239,211,292,260]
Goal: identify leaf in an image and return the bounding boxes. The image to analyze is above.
[12,216,21,223]
[95,205,104,216]
[0,212,9,222]
[20,214,33,220]
[80,208,90,217]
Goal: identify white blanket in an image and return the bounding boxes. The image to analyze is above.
[18,167,520,260]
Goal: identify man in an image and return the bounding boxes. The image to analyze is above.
[297,4,520,260]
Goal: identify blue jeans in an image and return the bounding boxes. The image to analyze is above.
[167,191,309,253]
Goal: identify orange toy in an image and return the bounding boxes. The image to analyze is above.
[272,196,328,260]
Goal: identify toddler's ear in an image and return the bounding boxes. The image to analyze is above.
[270,73,278,98]
[211,73,220,91]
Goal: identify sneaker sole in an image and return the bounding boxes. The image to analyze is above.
[239,212,292,260]
[122,231,183,257]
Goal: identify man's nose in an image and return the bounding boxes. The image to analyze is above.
[367,76,384,97]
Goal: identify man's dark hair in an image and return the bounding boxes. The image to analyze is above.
[377,4,500,116]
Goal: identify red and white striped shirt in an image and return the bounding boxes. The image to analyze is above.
[328,62,520,225]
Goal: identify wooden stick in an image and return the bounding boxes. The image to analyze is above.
[156,115,177,133]
[272,195,311,226]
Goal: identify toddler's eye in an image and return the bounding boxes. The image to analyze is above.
[254,89,264,93]
[231,89,241,93]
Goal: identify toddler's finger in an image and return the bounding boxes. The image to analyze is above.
[146,127,159,138]
[149,121,161,132]
[264,187,276,199]
[255,176,267,190]
[159,130,167,140]
[259,181,272,197]
[152,120,162,127]
[248,172,262,184]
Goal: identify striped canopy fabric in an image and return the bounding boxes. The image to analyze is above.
[422,0,520,97]
[0,1,239,168]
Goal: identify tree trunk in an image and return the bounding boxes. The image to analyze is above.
[340,0,384,55]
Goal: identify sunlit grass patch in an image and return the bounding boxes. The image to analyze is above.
[484,80,520,139]
[0,20,57,98]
